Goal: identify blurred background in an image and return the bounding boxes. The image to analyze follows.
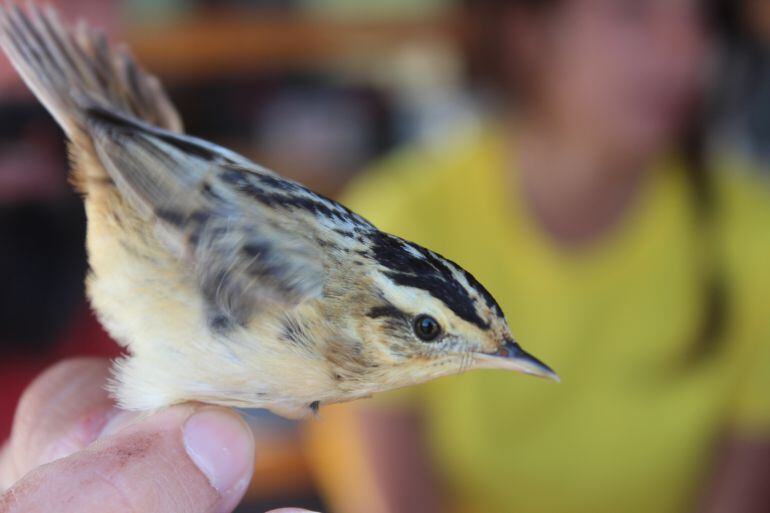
[1,0,769,512]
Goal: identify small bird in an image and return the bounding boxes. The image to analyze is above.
[0,3,557,418]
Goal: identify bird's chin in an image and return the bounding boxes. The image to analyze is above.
[472,341,560,382]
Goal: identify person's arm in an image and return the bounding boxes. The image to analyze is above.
[0,358,310,513]
[699,436,770,513]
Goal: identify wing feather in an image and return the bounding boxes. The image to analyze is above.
[86,108,326,326]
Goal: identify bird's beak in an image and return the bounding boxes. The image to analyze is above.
[474,339,560,382]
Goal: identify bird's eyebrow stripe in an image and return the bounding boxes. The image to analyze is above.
[367,232,499,330]
[385,271,490,330]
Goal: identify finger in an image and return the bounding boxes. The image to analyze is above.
[1,404,255,513]
[266,509,320,513]
[0,442,11,491]
[2,358,119,483]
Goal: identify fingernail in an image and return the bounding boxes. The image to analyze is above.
[183,409,254,495]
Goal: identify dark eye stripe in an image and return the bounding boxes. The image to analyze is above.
[367,305,408,321]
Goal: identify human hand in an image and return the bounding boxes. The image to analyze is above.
[0,358,314,513]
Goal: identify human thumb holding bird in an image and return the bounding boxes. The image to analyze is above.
[0,358,315,513]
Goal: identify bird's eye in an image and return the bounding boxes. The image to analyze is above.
[413,314,441,342]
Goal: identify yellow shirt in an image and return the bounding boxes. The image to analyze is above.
[334,126,770,513]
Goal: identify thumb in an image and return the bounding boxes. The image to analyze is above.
[1,405,255,513]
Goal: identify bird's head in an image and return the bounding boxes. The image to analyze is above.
[326,232,558,396]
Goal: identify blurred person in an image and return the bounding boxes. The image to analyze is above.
[307,1,770,513]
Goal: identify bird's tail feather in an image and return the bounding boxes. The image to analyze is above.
[0,3,182,139]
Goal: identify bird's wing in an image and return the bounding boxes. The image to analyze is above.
[0,3,356,326]
[86,107,327,327]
